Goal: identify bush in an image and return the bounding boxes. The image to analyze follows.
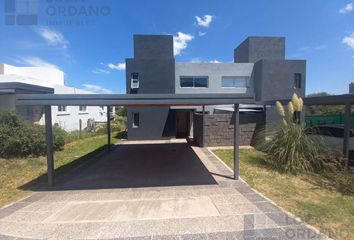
[94,116,127,135]
[0,111,67,158]
[256,94,338,174]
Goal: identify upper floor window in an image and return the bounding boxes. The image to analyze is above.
[180,76,208,88]
[58,106,67,112]
[294,73,302,89]
[131,73,139,89]
[221,76,248,88]
[79,106,87,112]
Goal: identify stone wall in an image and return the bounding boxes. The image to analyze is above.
[193,112,265,147]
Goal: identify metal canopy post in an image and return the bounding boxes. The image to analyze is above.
[107,106,111,151]
[44,105,54,186]
[343,103,351,170]
[234,104,240,180]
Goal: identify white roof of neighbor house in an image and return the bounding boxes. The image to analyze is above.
[0,74,93,94]
[0,64,97,94]
[1,64,64,86]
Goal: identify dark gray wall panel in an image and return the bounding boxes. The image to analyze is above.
[235,37,285,63]
[126,59,175,94]
[127,106,176,140]
[254,59,306,102]
[134,35,174,60]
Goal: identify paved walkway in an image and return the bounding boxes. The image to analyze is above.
[0,141,327,239]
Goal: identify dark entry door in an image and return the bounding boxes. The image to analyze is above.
[176,111,190,138]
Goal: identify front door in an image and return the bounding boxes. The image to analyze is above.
[176,111,190,138]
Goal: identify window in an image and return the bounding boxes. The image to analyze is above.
[131,73,139,89]
[58,106,67,112]
[221,76,248,88]
[132,112,139,128]
[79,106,87,112]
[294,73,302,89]
[180,76,208,88]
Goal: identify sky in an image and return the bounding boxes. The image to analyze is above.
[0,0,353,95]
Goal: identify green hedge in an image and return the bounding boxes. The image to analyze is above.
[0,111,67,158]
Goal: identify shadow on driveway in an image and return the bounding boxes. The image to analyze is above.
[31,142,217,191]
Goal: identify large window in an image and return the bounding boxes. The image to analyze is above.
[221,76,248,88]
[58,106,67,112]
[132,112,139,128]
[294,73,302,89]
[180,76,208,88]
[79,106,87,112]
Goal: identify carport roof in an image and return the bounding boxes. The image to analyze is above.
[261,94,354,106]
[15,93,255,106]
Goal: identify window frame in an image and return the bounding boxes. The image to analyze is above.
[179,76,209,88]
[294,73,302,89]
[58,105,67,112]
[79,106,87,112]
[132,112,140,128]
[221,76,248,88]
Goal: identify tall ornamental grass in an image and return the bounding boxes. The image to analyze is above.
[257,94,338,174]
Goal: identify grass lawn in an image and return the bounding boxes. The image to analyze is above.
[213,149,354,240]
[0,133,120,208]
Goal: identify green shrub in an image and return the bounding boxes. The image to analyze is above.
[111,116,127,133]
[0,111,67,158]
[256,94,338,174]
[94,116,127,135]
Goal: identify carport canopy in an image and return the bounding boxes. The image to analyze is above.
[15,93,255,186]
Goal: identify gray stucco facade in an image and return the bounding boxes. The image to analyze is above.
[126,34,306,145]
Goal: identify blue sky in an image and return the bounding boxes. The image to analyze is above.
[0,0,353,94]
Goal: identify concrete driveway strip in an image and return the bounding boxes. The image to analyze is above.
[0,141,328,239]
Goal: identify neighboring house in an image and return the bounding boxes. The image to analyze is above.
[0,64,110,131]
[125,35,306,146]
[350,83,354,94]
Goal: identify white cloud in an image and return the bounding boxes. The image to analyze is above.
[107,62,126,70]
[198,31,207,36]
[173,32,194,56]
[195,15,214,28]
[339,2,353,14]
[343,32,354,49]
[19,56,60,70]
[92,68,110,74]
[209,60,221,63]
[36,27,69,49]
[82,84,112,94]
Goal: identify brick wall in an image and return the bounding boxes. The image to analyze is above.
[193,112,265,147]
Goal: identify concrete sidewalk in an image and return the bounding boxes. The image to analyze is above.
[0,141,328,239]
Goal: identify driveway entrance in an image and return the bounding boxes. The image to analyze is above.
[0,141,327,239]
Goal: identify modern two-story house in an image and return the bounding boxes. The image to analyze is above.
[125,35,306,146]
